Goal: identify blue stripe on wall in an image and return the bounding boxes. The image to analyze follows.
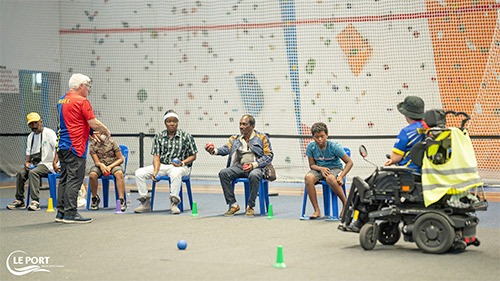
[279,0,302,136]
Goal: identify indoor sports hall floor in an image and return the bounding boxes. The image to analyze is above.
[1,174,499,281]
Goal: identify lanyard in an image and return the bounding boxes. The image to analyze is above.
[30,130,43,156]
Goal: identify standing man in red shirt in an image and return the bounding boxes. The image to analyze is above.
[55,73,110,223]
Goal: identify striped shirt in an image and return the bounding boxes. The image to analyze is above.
[151,129,197,165]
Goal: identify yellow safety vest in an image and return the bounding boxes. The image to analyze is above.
[422,127,483,207]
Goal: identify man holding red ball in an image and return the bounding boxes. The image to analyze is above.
[205,114,274,217]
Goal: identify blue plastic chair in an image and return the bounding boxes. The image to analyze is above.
[301,147,351,220]
[231,177,270,216]
[47,172,59,201]
[150,167,193,212]
[86,145,129,209]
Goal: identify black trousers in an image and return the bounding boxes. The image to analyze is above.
[56,150,86,215]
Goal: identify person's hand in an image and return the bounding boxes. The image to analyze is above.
[242,163,253,172]
[205,143,215,154]
[91,132,102,143]
[102,128,111,139]
[336,175,343,185]
[53,163,61,173]
[384,159,393,166]
[24,162,31,170]
[172,162,183,167]
[321,167,330,178]
[171,158,184,167]
[103,166,111,177]
[152,174,159,182]
[99,163,110,176]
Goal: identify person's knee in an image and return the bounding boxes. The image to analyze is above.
[304,174,316,184]
[114,170,124,179]
[218,169,228,179]
[27,170,39,178]
[135,168,146,178]
[169,169,183,179]
[247,172,261,183]
[89,172,98,180]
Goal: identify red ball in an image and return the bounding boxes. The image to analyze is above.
[103,171,110,177]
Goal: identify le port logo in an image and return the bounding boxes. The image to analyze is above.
[6,250,63,276]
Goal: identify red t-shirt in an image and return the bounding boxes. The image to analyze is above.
[57,90,96,157]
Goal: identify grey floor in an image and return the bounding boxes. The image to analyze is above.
[1,179,499,281]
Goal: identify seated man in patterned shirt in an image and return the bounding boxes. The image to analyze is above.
[133,110,197,215]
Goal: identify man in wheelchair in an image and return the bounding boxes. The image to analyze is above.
[340,108,487,234]
[339,96,427,232]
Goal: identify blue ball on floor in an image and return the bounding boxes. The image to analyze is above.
[177,240,187,250]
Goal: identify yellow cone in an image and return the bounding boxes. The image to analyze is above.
[46,198,55,213]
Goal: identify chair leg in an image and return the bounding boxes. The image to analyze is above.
[178,185,184,212]
[244,182,250,208]
[258,183,266,216]
[26,185,31,206]
[86,178,92,210]
[185,180,193,210]
[48,173,58,202]
[263,180,269,209]
[151,182,156,211]
[322,182,331,217]
[102,178,110,208]
[301,187,308,217]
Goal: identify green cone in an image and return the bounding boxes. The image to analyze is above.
[274,245,286,268]
[191,201,198,217]
[267,204,274,219]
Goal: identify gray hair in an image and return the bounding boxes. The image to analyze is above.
[68,73,91,89]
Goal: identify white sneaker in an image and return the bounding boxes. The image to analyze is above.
[170,196,180,215]
[28,200,41,211]
[134,197,151,213]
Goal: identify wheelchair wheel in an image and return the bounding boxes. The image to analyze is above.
[378,222,401,245]
[359,223,377,250]
[413,213,454,254]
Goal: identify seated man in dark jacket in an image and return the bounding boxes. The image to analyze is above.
[205,114,273,217]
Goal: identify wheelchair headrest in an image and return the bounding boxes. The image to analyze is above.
[424,109,446,128]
